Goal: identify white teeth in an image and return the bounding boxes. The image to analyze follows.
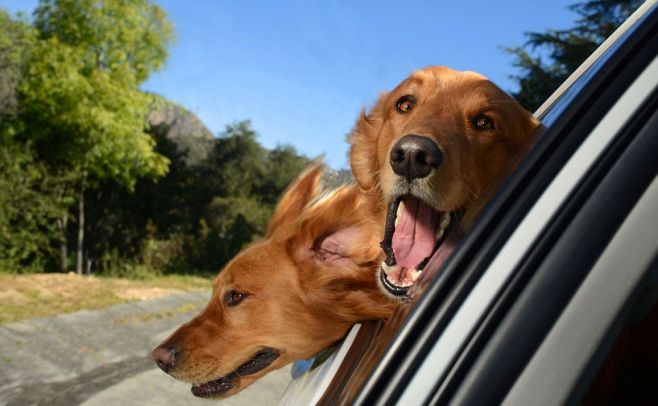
[381,262,399,275]
[440,211,451,230]
[395,201,404,227]
[435,212,451,239]
[382,262,422,285]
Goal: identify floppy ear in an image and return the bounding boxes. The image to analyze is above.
[517,108,542,140]
[348,95,387,191]
[287,185,395,321]
[290,186,381,269]
[266,161,323,237]
[506,103,544,152]
[312,225,365,268]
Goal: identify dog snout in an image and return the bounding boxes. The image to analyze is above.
[152,345,179,373]
[390,135,443,181]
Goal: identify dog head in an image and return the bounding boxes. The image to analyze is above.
[152,163,394,398]
[349,66,541,300]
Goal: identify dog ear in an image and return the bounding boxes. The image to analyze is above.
[266,161,323,237]
[348,96,386,191]
[513,106,542,141]
[289,186,380,269]
[312,225,365,268]
[504,103,545,156]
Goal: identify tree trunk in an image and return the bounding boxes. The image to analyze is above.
[76,185,85,275]
[57,214,68,273]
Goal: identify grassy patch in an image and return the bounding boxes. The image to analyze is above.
[0,272,211,324]
[114,302,202,324]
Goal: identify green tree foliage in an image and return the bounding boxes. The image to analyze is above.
[14,0,174,274]
[506,0,642,111]
[0,144,69,271]
[0,11,66,270]
[259,145,314,206]
[33,0,171,85]
[198,122,310,271]
[0,3,313,277]
[0,11,34,125]
[25,0,174,186]
[203,122,268,198]
[84,120,311,275]
[20,38,169,185]
[84,123,198,263]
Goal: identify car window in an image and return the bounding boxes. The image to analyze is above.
[296,4,658,404]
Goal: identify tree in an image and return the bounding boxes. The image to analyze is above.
[203,121,267,198]
[81,118,313,274]
[19,0,174,274]
[506,0,642,112]
[0,11,34,124]
[259,145,311,206]
[2,5,313,276]
[83,123,198,263]
[0,143,71,271]
[192,121,313,271]
[0,11,67,271]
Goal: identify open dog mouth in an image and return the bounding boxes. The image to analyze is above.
[379,196,457,299]
[191,347,279,398]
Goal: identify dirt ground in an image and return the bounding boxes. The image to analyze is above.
[0,272,211,323]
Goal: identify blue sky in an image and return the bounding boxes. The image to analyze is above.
[3,0,576,169]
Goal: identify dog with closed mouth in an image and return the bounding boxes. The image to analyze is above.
[151,163,395,398]
[349,66,541,300]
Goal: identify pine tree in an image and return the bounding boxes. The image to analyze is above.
[506,0,642,111]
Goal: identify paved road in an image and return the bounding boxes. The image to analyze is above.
[0,292,291,405]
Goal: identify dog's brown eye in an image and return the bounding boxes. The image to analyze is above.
[224,290,247,307]
[474,116,494,130]
[396,95,415,113]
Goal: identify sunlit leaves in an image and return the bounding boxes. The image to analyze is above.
[34,0,173,84]
[20,0,174,189]
[0,11,35,123]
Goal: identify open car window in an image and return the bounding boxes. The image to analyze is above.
[280,2,658,405]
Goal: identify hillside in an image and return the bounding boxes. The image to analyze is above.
[147,94,214,165]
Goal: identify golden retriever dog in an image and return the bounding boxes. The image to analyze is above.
[349,66,541,300]
[348,66,658,405]
[152,163,395,398]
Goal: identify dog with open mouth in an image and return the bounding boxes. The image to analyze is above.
[151,163,395,398]
[349,66,541,300]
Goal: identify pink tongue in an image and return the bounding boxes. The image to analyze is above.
[392,198,441,269]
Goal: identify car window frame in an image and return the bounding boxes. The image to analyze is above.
[503,105,658,406]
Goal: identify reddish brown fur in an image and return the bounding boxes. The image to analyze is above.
[155,163,395,397]
[349,66,658,402]
[349,66,540,224]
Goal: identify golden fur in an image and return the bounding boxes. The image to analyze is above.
[348,66,658,403]
[153,163,394,397]
[154,66,542,397]
[350,66,540,221]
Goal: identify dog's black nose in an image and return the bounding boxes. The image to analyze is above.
[152,345,179,373]
[390,135,443,181]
